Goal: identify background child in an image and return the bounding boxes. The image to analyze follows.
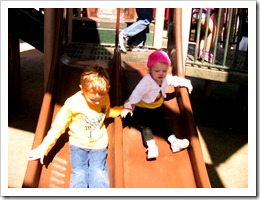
[29,65,122,188]
[121,50,193,159]
[192,8,220,63]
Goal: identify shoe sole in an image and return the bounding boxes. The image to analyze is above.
[131,49,148,52]
[147,150,159,159]
[147,155,158,160]
[147,152,159,159]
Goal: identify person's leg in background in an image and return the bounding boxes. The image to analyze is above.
[198,9,219,63]
[127,27,149,52]
[119,19,151,52]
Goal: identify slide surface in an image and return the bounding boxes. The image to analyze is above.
[23,56,210,188]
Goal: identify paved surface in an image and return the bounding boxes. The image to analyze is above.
[7,42,249,189]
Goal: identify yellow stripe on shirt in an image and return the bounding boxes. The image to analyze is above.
[136,92,164,109]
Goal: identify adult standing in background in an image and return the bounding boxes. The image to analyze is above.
[119,8,154,53]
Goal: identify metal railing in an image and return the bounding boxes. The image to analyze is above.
[186,8,248,73]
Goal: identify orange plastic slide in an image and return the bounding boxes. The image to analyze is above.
[22,56,211,188]
[22,8,211,189]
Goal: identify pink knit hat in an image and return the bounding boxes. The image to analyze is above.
[147,50,171,68]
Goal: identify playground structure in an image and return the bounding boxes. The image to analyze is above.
[8,8,247,188]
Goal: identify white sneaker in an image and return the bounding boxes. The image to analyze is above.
[119,32,127,53]
[130,46,148,52]
[171,138,190,153]
[147,146,159,159]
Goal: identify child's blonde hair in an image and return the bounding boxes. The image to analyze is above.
[80,65,110,95]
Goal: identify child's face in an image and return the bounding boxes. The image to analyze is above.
[150,62,169,84]
[83,91,106,105]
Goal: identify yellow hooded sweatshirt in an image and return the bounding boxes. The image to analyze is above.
[39,91,122,156]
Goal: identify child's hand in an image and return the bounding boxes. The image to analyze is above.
[28,145,45,164]
[120,108,133,118]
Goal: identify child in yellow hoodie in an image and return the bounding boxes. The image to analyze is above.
[29,65,122,188]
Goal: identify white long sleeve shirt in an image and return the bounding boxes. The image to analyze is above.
[124,73,192,109]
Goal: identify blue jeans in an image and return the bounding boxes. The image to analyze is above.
[122,19,151,39]
[69,145,109,188]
